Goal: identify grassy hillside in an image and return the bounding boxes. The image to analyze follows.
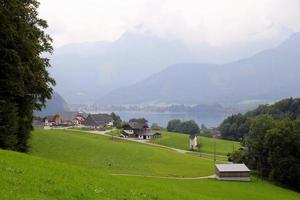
[29,129,214,177]
[1,149,300,200]
[150,131,241,155]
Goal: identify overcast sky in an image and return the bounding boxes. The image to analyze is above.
[39,0,300,47]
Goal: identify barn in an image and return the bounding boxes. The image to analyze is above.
[215,163,250,181]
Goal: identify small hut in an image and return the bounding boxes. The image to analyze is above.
[215,163,250,181]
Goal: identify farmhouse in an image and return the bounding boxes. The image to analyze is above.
[122,122,161,139]
[215,163,250,181]
[84,114,114,129]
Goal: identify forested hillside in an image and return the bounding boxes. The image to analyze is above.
[99,33,300,105]
[219,98,300,140]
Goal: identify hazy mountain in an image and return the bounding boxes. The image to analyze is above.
[35,92,70,117]
[49,31,284,104]
[99,33,300,106]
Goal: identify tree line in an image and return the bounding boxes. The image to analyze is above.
[219,98,300,141]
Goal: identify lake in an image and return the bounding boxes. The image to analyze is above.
[112,111,230,128]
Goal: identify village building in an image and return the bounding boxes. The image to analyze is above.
[60,111,88,125]
[84,114,114,129]
[43,114,62,126]
[137,132,161,140]
[189,134,197,150]
[215,163,251,181]
[122,122,161,140]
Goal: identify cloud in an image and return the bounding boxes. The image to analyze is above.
[39,0,300,47]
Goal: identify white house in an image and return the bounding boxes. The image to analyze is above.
[189,135,197,150]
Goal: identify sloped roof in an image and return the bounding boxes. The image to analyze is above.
[60,111,88,122]
[215,164,250,172]
[123,122,149,130]
[85,114,113,126]
[189,134,197,139]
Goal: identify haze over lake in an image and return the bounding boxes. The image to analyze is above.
[99,111,230,128]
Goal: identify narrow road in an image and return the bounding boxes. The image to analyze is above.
[111,173,216,180]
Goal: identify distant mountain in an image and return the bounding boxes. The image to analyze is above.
[99,33,300,105]
[35,92,70,117]
[50,31,284,104]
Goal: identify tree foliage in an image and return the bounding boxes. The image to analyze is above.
[129,118,148,125]
[264,119,300,189]
[167,119,200,135]
[218,113,250,140]
[150,123,161,130]
[110,112,122,128]
[229,115,300,190]
[219,98,300,141]
[0,0,54,151]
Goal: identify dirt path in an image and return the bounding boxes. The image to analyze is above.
[111,173,216,180]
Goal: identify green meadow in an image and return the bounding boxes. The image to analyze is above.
[29,129,214,177]
[0,129,299,200]
[150,131,241,156]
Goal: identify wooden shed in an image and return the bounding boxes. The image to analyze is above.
[215,164,250,181]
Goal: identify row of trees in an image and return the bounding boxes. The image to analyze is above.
[219,98,300,141]
[0,1,54,151]
[167,119,200,135]
[229,115,300,190]
[110,116,150,129]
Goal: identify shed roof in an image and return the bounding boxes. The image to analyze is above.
[215,164,250,172]
[123,122,148,130]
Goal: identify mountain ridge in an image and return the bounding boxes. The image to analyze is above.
[50,31,287,104]
[98,32,300,105]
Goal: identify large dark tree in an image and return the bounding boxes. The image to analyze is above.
[167,119,182,132]
[110,112,122,128]
[0,0,54,151]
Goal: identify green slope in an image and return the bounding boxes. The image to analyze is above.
[1,149,300,200]
[150,131,241,155]
[29,129,214,177]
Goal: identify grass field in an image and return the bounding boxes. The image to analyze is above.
[28,129,215,177]
[1,149,300,200]
[150,131,241,156]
